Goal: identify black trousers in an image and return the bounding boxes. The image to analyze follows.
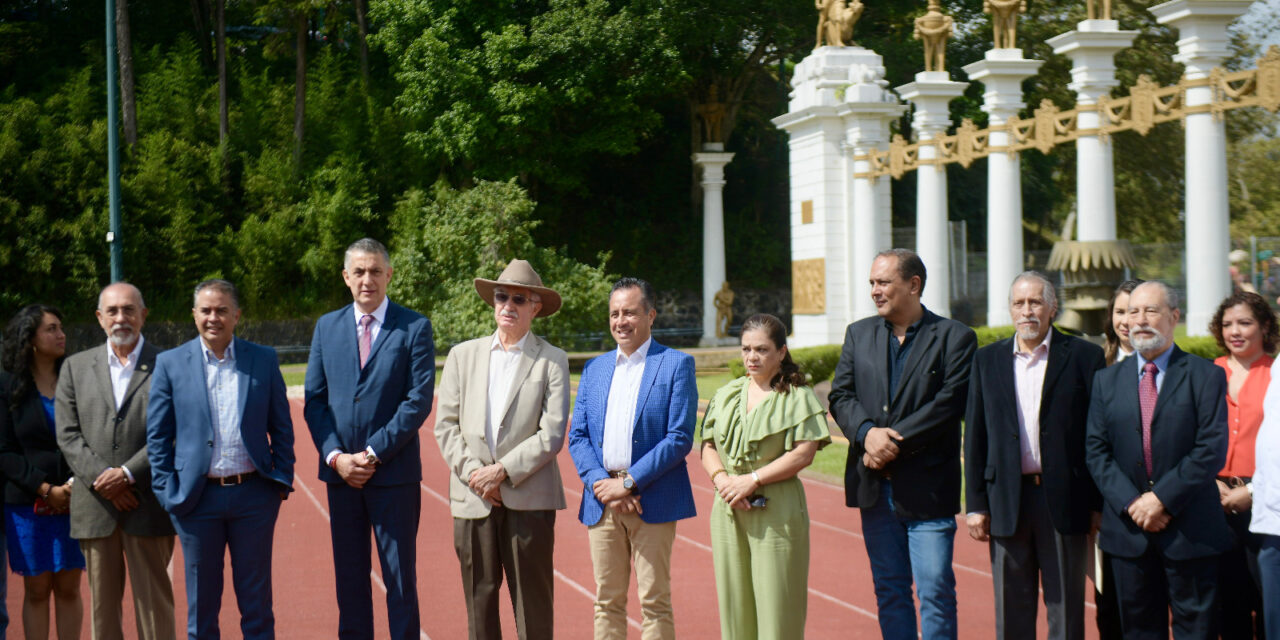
[1111,545,1219,640]
[1218,509,1265,639]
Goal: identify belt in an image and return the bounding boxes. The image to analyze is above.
[1218,475,1251,488]
[1022,473,1042,486]
[207,471,256,486]
[608,470,629,479]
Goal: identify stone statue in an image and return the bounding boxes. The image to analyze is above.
[713,281,735,339]
[697,86,727,144]
[914,0,954,72]
[984,0,1025,49]
[1087,0,1111,20]
[815,0,864,49]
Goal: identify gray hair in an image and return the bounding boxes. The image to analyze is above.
[98,281,147,310]
[192,279,240,309]
[1134,281,1180,311]
[1010,271,1059,317]
[344,238,390,270]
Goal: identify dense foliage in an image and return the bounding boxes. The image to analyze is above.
[0,0,1274,332]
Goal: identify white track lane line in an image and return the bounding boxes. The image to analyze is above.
[295,478,431,640]
[421,483,643,632]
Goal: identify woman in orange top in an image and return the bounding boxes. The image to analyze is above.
[1209,291,1277,638]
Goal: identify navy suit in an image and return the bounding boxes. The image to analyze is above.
[303,301,434,640]
[1086,346,1231,638]
[146,338,294,640]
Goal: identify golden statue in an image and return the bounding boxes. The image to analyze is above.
[815,0,864,49]
[1087,0,1111,20]
[914,0,954,72]
[984,0,1025,49]
[697,86,727,143]
[713,281,735,339]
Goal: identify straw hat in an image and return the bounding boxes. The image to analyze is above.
[473,259,562,317]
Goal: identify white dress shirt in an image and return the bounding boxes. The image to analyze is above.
[1012,331,1051,474]
[603,338,651,472]
[486,331,529,459]
[202,338,254,477]
[1250,357,1280,535]
[106,336,145,483]
[352,296,390,347]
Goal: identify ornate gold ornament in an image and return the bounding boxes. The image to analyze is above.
[792,259,826,314]
[816,0,865,48]
[914,0,954,72]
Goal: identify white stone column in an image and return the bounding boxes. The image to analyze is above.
[1151,0,1251,336]
[1048,21,1136,242]
[963,50,1043,327]
[694,147,736,347]
[897,72,969,317]
[840,55,907,322]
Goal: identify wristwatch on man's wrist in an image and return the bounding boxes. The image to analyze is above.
[622,476,636,493]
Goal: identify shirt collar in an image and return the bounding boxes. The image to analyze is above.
[353,296,390,326]
[883,309,926,336]
[1136,343,1175,373]
[1013,327,1052,356]
[616,337,652,365]
[491,330,530,354]
[201,337,236,363]
[106,335,146,367]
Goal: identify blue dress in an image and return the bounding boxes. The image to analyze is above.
[4,395,85,576]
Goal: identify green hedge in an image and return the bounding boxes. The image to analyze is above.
[1175,336,1223,360]
[727,344,842,384]
[975,326,1016,347]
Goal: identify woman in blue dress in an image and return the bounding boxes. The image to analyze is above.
[0,305,84,640]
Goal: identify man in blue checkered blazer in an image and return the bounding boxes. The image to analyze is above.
[568,277,698,640]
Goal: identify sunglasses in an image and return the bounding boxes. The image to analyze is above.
[494,292,533,306]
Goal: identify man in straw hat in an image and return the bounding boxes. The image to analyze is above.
[435,258,570,640]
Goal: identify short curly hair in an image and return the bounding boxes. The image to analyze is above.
[1209,291,1279,356]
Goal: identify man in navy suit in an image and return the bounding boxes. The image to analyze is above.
[304,238,435,640]
[146,279,295,640]
[1086,281,1230,639]
[568,277,698,640]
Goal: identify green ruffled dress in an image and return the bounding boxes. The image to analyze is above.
[700,376,830,639]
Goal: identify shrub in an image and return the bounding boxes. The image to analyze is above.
[1175,336,1223,360]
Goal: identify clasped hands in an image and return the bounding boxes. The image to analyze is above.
[1127,491,1170,532]
[468,463,507,506]
[861,427,903,470]
[712,472,760,511]
[593,477,642,515]
[333,451,378,489]
[92,467,138,511]
[1216,479,1252,515]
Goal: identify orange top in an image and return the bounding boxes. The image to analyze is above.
[1216,353,1274,478]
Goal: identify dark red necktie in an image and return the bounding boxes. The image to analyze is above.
[359,315,374,369]
[1139,361,1159,477]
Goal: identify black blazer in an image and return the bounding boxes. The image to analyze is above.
[0,372,73,505]
[1085,346,1231,560]
[964,329,1105,537]
[828,308,977,520]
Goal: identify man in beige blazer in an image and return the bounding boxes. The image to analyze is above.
[55,282,176,640]
[434,259,570,640]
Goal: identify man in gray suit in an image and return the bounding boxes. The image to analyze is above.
[56,282,176,640]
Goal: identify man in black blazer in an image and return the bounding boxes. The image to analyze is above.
[828,248,977,640]
[1086,281,1230,639]
[965,272,1105,640]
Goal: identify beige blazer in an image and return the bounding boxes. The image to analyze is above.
[434,332,569,519]
[55,341,175,539]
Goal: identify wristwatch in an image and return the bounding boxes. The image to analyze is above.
[622,476,636,493]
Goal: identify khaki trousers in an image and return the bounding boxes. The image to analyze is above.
[588,509,677,640]
[80,528,176,640]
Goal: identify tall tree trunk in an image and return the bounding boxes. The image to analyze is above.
[216,0,228,152]
[354,0,370,87]
[294,11,307,172]
[116,0,138,148]
[189,0,213,71]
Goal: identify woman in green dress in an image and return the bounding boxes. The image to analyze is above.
[700,313,831,639]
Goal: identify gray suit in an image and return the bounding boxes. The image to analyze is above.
[56,340,176,640]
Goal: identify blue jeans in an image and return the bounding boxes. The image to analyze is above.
[1260,534,1280,640]
[860,482,958,640]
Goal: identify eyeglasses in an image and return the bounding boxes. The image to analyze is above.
[494,292,531,306]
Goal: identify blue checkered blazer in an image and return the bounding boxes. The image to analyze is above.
[568,341,697,525]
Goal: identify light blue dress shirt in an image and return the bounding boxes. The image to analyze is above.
[202,338,254,477]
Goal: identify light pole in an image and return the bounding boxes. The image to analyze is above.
[106,0,123,282]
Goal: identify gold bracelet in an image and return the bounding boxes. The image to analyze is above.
[709,469,728,484]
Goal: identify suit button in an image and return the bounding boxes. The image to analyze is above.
[208,441,214,448]
[112,444,119,450]
[354,396,360,403]
[882,405,889,413]
[114,416,123,424]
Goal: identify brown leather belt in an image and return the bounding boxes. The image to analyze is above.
[207,471,256,486]
[1023,474,1042,486]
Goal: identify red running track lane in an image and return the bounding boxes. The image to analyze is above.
[8,396,1102,638]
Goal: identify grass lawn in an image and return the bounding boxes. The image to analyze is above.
[803,440,847,483]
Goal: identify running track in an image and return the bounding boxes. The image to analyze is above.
[7,396,1103,638]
